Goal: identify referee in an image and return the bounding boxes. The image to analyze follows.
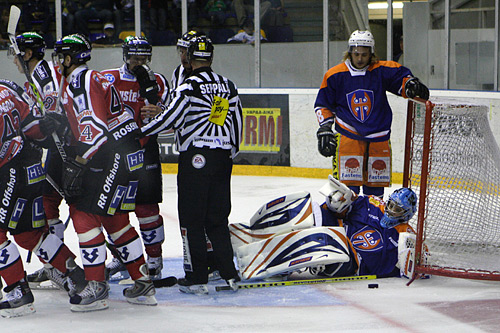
[140,36,243,294]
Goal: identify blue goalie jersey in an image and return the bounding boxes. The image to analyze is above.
[320,195,414,278]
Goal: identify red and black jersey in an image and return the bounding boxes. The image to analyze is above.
[101,64,170,127]
[0,80,44,168]
[60,65,138,160]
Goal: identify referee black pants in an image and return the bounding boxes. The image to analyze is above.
[177,147,238,284]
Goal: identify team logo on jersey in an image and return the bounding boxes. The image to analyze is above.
[104,73,115,83]
[351,226,383,252]
[35,65,48,80]
[192,154,206,169]
[346,89,374,123]
[26,162,46,184]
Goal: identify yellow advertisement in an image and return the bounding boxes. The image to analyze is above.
[241,108,282,152]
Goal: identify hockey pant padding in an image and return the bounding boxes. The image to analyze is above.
[0,235,25,286]
[32,233,76,274]
[136,204,164,258]
[229,191,315,250]
[236,227,351,280]
[43,189,63,220]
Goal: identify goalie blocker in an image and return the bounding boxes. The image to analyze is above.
[229,177,428,281]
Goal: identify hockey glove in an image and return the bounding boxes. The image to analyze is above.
[62,157,87,198]
[39,112,66,136]
[316,124,337,157]
[132,64,159,105]
[405,77,430,100]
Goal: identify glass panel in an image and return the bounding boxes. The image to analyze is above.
[449,0,496,91]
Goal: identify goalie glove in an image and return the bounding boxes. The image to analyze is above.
[316,124,337,157]
[404,77,429,100]
[62,157,87,199]
[319,175,357,214]
[132,64,159,105]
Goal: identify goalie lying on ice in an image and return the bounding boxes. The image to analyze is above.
[229,175,422,281]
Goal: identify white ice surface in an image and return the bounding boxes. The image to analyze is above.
[3,174,500,332]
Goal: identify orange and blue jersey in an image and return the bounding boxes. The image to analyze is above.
[320,195,414,278]
[314,59,414,142]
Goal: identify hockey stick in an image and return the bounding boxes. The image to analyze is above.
[118,276,178,288]
[8,5,68,163]
[215,274,377,291]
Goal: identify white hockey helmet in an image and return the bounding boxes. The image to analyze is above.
[348,30,375,53]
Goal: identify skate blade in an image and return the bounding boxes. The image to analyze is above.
[125,295,157,306]
[0,303,36,318]
[118,279,134,285]
[70,300,109,312]
[109,271,131,282]
[179,285,209,295]
[28,281,62,290]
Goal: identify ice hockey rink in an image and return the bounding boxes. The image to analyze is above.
[4,174,500,332]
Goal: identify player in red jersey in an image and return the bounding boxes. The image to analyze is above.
[50,34,156,312]
[101,36,169,280]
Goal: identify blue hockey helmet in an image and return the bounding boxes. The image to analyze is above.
[380,188,417,228]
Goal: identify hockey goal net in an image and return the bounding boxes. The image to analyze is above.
[404,97,500,282]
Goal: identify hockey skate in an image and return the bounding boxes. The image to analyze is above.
[225,277,240,292]
[69,280,109,312]
[147,256,163,280]
[105,257,129,281]
[178,278,209,295]
[27,264,67,291]
[123,264,157,305]
[0,278,36,318]
[65,257,88,296]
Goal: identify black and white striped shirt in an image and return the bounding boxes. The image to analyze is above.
[170,64,190,91]
[142,67,243,158]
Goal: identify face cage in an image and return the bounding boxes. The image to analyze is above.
[385,200,407,219]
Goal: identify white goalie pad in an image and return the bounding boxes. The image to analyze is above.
[235,227,351,280]
[229,192,315,250]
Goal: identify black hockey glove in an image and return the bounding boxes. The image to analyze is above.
[62,157,87,198]
[405,77,429,100]
[39,112,66,136]
[317,124,337,157]
[132,64,159,105]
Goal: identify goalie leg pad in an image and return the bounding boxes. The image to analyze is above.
[229,191,315,250]
[236,227,352,280]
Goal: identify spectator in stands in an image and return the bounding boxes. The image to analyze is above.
[263,0,285,27]
[172,0,199,30]
[227,18,266,44]
[0,8,9,50]
[231,0,271,28]
[62,0,79,35]
[22,0,52,35]
[149,0,168,32]
[75,0,114,37]
[92,22,123,47]
[204,0,227,27]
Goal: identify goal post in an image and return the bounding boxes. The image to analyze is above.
[404,97,500,283]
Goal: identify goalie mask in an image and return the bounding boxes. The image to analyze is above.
[348,30,375,54]
[380,188,417,228]
[122,36,152,65]
[9,32,46,61]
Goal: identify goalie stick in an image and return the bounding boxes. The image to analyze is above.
[8,5,68,163]
[215,275,377,291]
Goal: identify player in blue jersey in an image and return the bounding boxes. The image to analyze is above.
[314,30,429,198]
[316,176,418,278]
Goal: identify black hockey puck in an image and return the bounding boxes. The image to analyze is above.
[368,283,379,289]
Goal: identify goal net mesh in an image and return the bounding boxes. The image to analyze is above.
[406,98,500,279]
